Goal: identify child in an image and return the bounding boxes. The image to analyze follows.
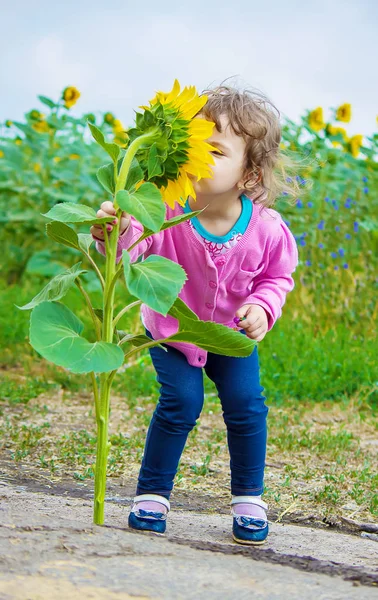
[91,84,299,545]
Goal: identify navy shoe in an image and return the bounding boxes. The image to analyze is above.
[128,494,170,535]
[231,495,269,546]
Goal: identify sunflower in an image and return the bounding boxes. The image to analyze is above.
[128,79,216,208]
[62,86,81,109]
[348,134,364,158]
[308,107,325,132]
[335,103,351,123]
[32,120,50,134]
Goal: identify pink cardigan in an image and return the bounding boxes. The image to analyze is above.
[95,201,298,367]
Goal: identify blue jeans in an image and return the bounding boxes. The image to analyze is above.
[136,329,268,500]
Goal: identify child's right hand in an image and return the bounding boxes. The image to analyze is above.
[90,201,130,241]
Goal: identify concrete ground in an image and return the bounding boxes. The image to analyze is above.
[0,478,377,599]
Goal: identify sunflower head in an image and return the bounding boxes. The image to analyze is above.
[32,120,50,134]
[126,79,216,207]
[5,120,12,128]
[308,107,325,132]
[348,134,364,158]
[335,103,352,123]
[62,86,81,109]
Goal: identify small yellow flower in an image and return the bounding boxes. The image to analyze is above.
[0,150,4,158]
[308,107,325,132]
[62,86,81,109]
[5,120,12,128]
[349,134,364,158]
[53,156,62,163]
[33,163,41,173]
[104,112,115,125]
[69,153,80,160]
[336,103,352,123]
[15,138,22,145]
[32,120,50,133]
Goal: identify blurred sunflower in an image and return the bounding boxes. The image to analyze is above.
[326,124,348,148]
[335,103,351,123]
[112,118,129,147]
[348,134,364,158]
[62,86,81,109]
[308,107,325,132]
[104,112,116,126]
[32,120,50,134]
[0,150,4,158]
[129,79,216,208]
[5,120,12,128]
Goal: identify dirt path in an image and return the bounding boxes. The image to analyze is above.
[0,476,377,599]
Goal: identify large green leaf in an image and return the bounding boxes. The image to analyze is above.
[96,157,144,195]
[78,233,94,253]
[130,210,203,247]
[88,122,120,162]
[46,221,80,250]
[123,252,187,316]
[117,183,165,232]
[30,302,124,374]
[17,263,87,311]
[43,203,114,226]
[46,222,94,254]
[147,143,163,179]
[167,298,255,357]
[97,163,115,194]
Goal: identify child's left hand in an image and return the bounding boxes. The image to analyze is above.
[234,304,269,342]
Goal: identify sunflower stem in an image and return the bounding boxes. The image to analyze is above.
[114,127,160,200]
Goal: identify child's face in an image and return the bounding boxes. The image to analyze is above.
[192,113,247,197]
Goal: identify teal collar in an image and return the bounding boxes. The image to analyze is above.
[183,195,252,243]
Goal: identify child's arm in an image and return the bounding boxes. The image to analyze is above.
[242,221,299,331]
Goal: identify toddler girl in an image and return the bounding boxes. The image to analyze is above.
[91,85,299,545]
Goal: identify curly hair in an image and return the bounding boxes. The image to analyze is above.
[199,81,310,209]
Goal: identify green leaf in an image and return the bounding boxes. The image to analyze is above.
[136,210,203,242]
[125,158,144,191]
[30,302,124,374]
[17,263,87,311]
[88,122,120,162]
[46,221,79,250]
[123,252,187,316]
[168,296,199,322]
[117,183,165,233]
[97,163,115,194]
[38,95,57,109]
[43,203,114,226]
[167,298,255,357]
[78,233,94,253]
[148,143,163,179]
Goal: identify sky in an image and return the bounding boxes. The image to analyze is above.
[1,0,377,137]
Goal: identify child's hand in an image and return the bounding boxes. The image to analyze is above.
[234,304,269,342]
[90,201,130,241]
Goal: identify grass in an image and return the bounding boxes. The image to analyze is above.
[1,354,377,522]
